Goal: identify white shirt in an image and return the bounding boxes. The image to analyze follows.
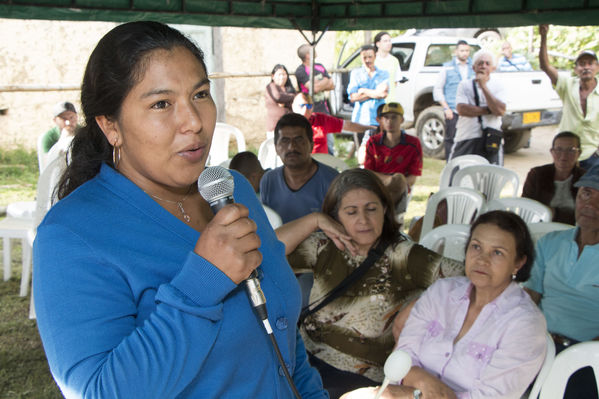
[454,76,507,142]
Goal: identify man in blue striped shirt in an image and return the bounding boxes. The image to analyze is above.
[497,41,532,72]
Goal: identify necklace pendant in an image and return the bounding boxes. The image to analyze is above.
[177,201,191,223]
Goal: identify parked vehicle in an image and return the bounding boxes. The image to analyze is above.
[330,33,562,158]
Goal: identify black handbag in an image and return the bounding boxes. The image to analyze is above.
[472,79,503,155]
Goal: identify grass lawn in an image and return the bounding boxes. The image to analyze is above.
[0,144,444,398]
[1,148,63,398]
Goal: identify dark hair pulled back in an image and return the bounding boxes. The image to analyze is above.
[467,210,535,282]
[57,21,207,199]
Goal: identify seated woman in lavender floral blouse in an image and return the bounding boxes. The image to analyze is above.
[342,211,547,399]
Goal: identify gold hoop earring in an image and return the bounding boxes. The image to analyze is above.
[112,139,121,169]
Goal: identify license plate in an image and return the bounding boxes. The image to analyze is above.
[523,111,541,124]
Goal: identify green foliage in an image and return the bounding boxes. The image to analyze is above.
[502,25,599,71]
[0,148,38,207]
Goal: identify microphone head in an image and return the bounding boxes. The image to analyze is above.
[383,350,412,382]
[198,166,235,204]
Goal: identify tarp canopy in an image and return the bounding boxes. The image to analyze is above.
[1,0,599,32]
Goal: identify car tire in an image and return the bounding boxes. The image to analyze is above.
[416,105,446,159]
[503,129,532,153]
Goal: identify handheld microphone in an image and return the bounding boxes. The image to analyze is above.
[374,350,413,399]
[198,166,269,329]
[198,166,302,399]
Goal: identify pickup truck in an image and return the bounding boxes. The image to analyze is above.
[329,34,563,158]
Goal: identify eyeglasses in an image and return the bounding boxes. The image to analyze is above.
[300,103,314,110]
[551,147,580,155]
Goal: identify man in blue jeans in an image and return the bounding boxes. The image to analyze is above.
[433,40,473,161]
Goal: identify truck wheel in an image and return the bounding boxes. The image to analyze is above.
[416,106,445,159]
[503,129,532,154]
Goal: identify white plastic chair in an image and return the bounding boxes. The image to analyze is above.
[6,201,36,219]
[440,154,489,189]
[419,224,471,262]
[21,156,65,299]
[311,153,349,171]
[484,197,552,223]
[528,222,575,244]
[419,187,485,241]
[207,122,246,166]
[0,217,34,289]
[263,205,282,229]
[452,164,519,201]
[526,333,557,399]
[37,133,46,172]
[538,341,599,399]
[257,137,283,170]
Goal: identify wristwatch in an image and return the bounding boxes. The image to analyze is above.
[413,389,422,399]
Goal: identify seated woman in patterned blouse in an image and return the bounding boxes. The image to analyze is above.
[276,168,464,398]
[342,211,547,399]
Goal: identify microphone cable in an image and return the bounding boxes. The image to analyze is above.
[198,166,302,399]
[245,272,302,399]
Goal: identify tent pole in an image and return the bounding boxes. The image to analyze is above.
[310,33,315,98]
[290,18,330,100]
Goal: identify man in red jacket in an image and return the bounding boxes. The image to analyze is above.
[292,93,372,154]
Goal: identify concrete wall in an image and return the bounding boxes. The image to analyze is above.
[0,18,337,151]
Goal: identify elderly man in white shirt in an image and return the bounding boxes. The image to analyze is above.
[449,49,507,165]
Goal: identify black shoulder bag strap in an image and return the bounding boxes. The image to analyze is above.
[472,78,484,129]
[298,238,390,325]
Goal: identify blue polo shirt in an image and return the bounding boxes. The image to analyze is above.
[260,161,338,224]
[524,228,599,341]
[347,66,389,126]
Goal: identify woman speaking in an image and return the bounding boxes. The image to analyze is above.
[33,21,326,399]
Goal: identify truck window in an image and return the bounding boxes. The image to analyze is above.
[424,44,481,67]
[391,43,415,70]
[345,54,363,70]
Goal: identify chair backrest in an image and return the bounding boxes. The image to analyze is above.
[311,153,349,171]
[208,122,247,166]
[262,205,283,229]
[257,137,283,170]
[419,187,485,240]
[484,197,552,223]
[527,333,556,399]
[419,224,471,262]
[528,222,575,244]
[440,154,489,189]
[37,134,47,172]
[453,164,519,201]
[539,341,599,399]
[34,156,66,228]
